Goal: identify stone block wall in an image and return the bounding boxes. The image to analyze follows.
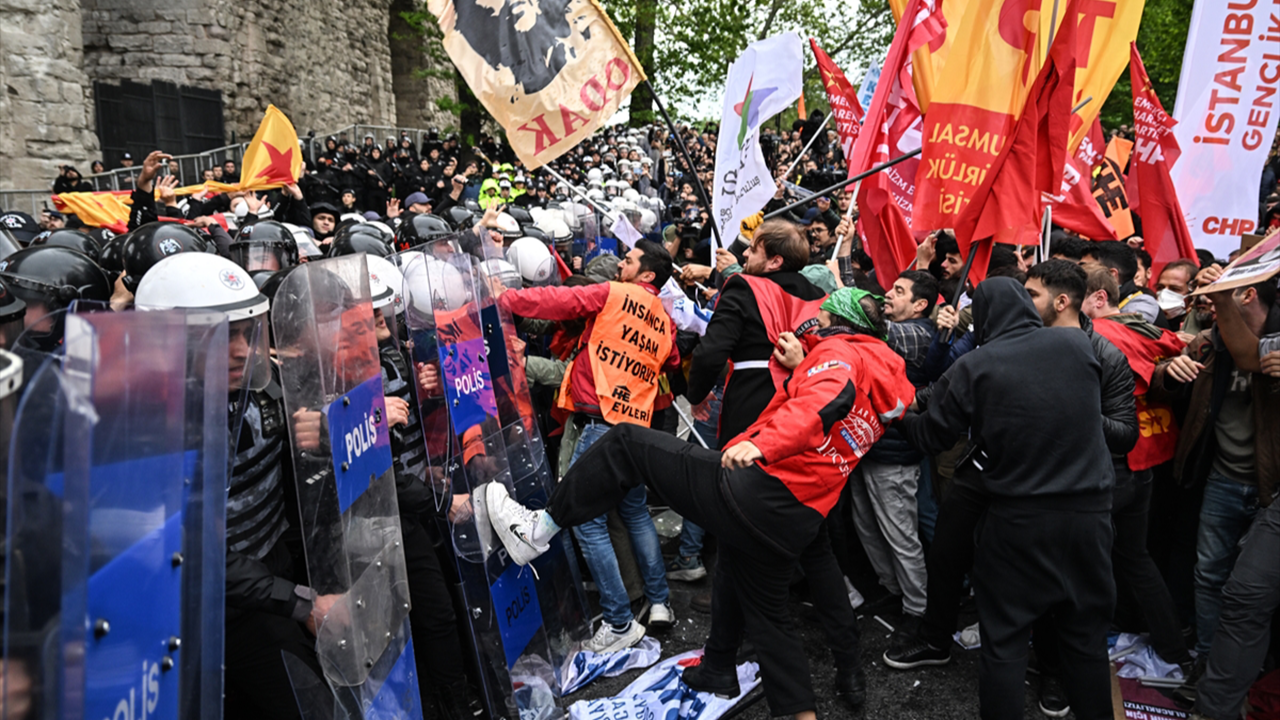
[0,0,100,191]
[0,0,459,190]
[81,0,401,139]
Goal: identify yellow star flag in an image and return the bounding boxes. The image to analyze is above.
[231,105,303,192]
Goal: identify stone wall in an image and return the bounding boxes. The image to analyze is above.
[389,0,457,131]
[81,0,402,140]
[0,0,458,190]
[0,0,100,191]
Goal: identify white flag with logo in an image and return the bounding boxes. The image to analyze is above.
[1168,0,1280,258]
[712,32,804,250]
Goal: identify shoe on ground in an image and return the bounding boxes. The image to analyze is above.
[889,614,925,654]
[643,600,675,630]
[883,636,951,670]
[666,555,708,581]
[682,660,741,698]
[690,590,712,614]
[1170,656,1206,708]
[483,482,549,566]
[834,665,867,710]
[583,620,646,654]
[1037,673,1070,717]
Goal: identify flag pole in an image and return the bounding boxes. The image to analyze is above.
[646,80,725,250]
[778,111,833,184]
[1039,206,1053,263]
[543,166,622,224]
[828,179,862,262]
[943,240,982,341]
[764,148,921,220]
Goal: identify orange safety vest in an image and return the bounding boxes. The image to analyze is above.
[558,282,673,426]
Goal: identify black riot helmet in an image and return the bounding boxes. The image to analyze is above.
[507,205,534,228]
[97,231,129,275]
[521,225,551,244]
[0,247,111,350]
[393,213,452,252]
[0,277,26,351]
[121,222,208,293]
[230,220,299,273]
[31,229,103,264]
[327,227,392,258]
[445,206,476,231]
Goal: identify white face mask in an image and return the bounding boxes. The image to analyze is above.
[1157,288,1187,311]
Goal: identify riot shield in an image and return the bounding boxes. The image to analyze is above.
[270,255,422,718]
[399,237,589,720]
[3,310,227,720]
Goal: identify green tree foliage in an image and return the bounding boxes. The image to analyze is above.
[1098,0,1195,131]
[601,0,895,125]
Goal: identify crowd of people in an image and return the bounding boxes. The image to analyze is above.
[1,112,1279,720]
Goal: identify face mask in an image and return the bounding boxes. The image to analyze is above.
[1157,288,1187,311]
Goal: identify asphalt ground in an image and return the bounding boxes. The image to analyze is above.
[561,532,1069,720]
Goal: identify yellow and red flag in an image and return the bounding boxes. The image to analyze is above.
[225,104,302,192]
[886,0,954,114]
[952,0,1079,280]
[51,191,132,234]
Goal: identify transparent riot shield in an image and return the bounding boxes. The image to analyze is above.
[270,255,422,719]
[399,236,589,720]
[3,310,227,720]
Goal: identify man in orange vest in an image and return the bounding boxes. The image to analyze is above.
[481,287,915,720]
[496,239,680,654]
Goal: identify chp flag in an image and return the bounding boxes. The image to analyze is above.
[712,32,804,250]
[1169,0,1280,257]
[426,0,644,169]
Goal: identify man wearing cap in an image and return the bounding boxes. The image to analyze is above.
[404,192,432,215]
[482,286,914,720]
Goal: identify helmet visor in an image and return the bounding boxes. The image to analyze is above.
[231,245,288,274]
[229,316,272,392]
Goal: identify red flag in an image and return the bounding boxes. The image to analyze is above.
[1051,153,1119,241]
[954,0,1079,281]
[1126,43,1197,281]
[810,39,865,166]
[845,0,927,286]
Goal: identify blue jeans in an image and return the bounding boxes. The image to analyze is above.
[1194,472,1259,655]
[678,520,706,558]
[569,421,669,625]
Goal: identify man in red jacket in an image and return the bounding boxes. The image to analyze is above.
[482,287,915,720]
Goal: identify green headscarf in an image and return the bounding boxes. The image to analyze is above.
[820,287,886,340]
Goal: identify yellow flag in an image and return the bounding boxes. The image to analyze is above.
[1049,0,1144,153]
[913,0,1059,233]
[52,192,132,233]
[237,105,303,191]
[427,0,644,168]
[887,0,967,114]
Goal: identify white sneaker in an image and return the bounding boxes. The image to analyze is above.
[471,483,495,557]
[583,620,646,654]
[647,602,675,630]
[484,482,549,565]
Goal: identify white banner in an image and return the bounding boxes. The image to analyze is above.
[1169,0,1280,259]
[712,33,804,250]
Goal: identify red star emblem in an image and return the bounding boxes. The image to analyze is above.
[256,141,296,183]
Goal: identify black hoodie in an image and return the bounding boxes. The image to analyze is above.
[900,278,1114,509]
